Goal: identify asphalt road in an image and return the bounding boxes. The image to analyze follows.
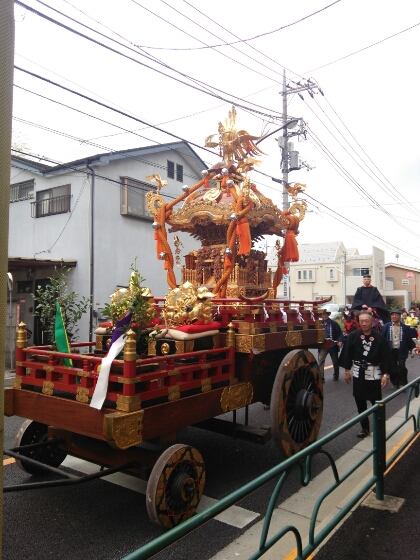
[3,355,420,560]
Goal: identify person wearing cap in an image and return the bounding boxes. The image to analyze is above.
[341,310,391,438]
[381,309,416,388]
[319,309,344,382]
[351,274,390,325]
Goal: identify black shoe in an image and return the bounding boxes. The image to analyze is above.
[333,375,339,381]
[357,429,370,438]
[322,377,325,383]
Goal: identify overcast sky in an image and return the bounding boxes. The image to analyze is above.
[11,0,420,268]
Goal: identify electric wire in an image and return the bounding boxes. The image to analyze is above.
[181,0,303,82]
[12,115,203,183]
[303,193,419,261]
[14,82,284,195]
[14,2,418,256]
[306,20,420,74]
[132,0,342,50]
[321,94,420,213]
[11,148,182,203]
[310,95,420,219]
[132,0,285,87]
[14,68,223,159]
[17,0,287,120]
[302,102,420,236]
[306,128,420,239]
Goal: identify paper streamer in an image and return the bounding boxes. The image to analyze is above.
[263,304,269,320]
[90,335,126,410]
[281,309,288,323]
[297,311,304,323]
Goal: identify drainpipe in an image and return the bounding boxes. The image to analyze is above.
[86,162,95,341]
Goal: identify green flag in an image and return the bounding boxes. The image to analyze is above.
[55,301,73,367]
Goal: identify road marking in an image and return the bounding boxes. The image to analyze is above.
[62,456,259,529]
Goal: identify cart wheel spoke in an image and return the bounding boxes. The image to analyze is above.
[270,349,323,460]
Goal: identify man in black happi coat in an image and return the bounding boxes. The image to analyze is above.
[351,274,390,324]
[342,311,391,438]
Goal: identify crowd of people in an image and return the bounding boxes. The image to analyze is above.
[318,274,419,438]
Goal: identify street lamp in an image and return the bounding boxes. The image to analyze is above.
[255,118,301,146]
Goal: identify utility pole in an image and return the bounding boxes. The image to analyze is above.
[343,252,347,305]
[277,72,323,301]
[282,70,289,212]
[279,72,322,211]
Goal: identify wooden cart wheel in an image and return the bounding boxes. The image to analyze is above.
[14,420,67,475]
[270,349,323,460]
[146,444,206,529]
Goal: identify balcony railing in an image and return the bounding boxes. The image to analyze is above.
[31,194,71,218]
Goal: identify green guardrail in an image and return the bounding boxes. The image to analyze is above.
[122,377,420,560]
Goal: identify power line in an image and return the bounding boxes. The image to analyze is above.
[13,81,286,198]
[133,0,342,50]
[309,95,420,219]
[179,0,303,86]
[14,67,223,157]
[12,115,202,182]
[320,94,420,214]
[132,0,284,87]
[306,20,420,73]
[301,100,420,235]
[303,193,419,261]
[305,127,420,239]
[17,0,287,120]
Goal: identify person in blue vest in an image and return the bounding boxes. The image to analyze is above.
[381,309,416,388]
[319,309,344,382]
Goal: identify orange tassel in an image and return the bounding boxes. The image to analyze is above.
[221,176,228,187]
[283,229,299,262]
[204,176,210,188]
[154,230,162,259]
[237,217,251,255]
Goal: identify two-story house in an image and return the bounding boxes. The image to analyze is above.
[8,142,206,364]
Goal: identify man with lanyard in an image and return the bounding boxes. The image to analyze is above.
[319,309,343,382]
[381,309,415,389]
[351,274,390,326]
[342,310,391,438]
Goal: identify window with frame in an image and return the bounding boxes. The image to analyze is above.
[120,176,154,220]
[167,160,175,179]
[352,267,369,276]
[297,268,315,282]
[10,179,35,202]
[176,163,183,182]
[31,184,71,218]
[167,160,183,182]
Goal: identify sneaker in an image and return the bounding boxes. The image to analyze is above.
[333,375,339,381]
[357,429,370,438]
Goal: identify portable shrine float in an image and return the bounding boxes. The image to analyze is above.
[4,107,330,528]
